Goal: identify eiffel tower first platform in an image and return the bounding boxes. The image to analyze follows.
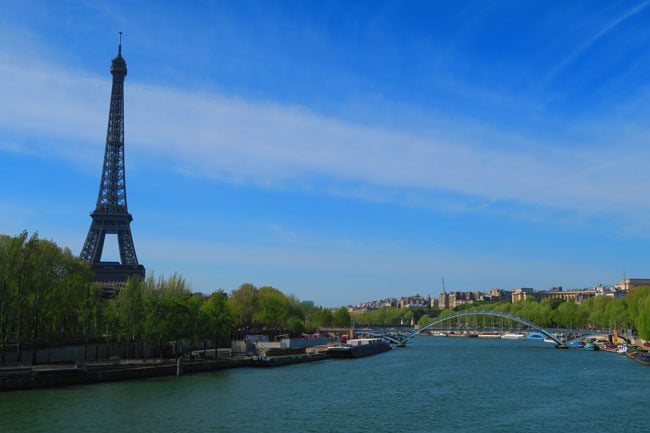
[80,34,145,294]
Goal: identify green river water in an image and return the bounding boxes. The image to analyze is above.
[1,336,648,433]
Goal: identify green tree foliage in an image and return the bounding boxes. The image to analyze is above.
[626,286,650,339]
[438,309,457,318]
[228,283,259,327]
[0,232,98,362]
[303,306,334,330]
[637,296,650,340]
[287,316,306,335]
[106,273,212,357]
[507,294,637,334]
[348,291,649,341]
[352,306,440,326]
[106,278,146,349]
[6,230,650,362]
[333,307,352,327]
[417,314,432,327]
[255,286,291,328]
[104,278,342,358]
[200,291,235,347]
[226,284,314,332]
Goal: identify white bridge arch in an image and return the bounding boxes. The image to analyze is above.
[356,309,565,346]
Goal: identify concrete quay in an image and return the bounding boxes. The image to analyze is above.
[0,357,249,392]
[0,349,333,392]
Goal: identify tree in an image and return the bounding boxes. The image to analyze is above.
[333,307,351,327]
[287,317,305,335]
[228,283,259,328]
[637,296,650,340]
[254,286,290,328]
[605,300,629,330]
[417,314,432,328]
[626,286,650,339]
[116,277,147,358]
[0,233,27,362]
[385,307,403,324]
[157,294,195,357]
[306,307,333,329]
[438,309,456,319]
[78,282,103,361]
[555,301,579,328]
[200,291,234,353]
[0,232,97,363]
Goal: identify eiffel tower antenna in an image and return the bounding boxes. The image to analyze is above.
[80,35,145,295]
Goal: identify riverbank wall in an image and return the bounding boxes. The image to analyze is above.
[0,358,249,392]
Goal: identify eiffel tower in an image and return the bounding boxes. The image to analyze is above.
[80,34,145,293]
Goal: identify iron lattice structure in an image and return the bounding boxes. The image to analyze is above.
[80,37,145,290]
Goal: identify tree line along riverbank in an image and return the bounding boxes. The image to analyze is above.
[354,291,650,340]
[0,232,352,363]
[344,287,650,342]
[2,231,650,365]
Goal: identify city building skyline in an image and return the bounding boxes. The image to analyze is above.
[348,279,634,311]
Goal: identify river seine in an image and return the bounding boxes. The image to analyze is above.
[1,336,648,433]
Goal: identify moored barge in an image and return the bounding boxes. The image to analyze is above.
[327,337,391,359]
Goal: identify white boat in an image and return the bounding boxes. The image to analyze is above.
[501,333,525,340]
[431,332,448,337]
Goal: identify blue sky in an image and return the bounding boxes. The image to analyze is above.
[2,1,650,306]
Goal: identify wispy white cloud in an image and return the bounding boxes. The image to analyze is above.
[546,1,650,81]
[1,48,650,227]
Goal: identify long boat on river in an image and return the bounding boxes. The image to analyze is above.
[327,337,391,359]
[634,351,650,366]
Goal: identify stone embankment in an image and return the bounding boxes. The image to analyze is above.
[0,357,249,392]
[0,347,335,392]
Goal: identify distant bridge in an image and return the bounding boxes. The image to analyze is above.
[352,309,567,346]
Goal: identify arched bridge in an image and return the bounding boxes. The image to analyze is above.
[354,309,565,346]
